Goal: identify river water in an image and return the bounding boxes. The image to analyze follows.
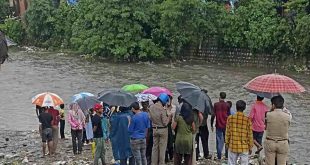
[0,48,309,163]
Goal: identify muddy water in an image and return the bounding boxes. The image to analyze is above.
[0,48,309,164]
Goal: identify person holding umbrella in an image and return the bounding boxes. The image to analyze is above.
[172,102,195,165]
[149,93,172,165]
[264,95,291,165]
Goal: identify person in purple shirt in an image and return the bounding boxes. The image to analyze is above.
[211,92,230,160]
[128,102,150,165]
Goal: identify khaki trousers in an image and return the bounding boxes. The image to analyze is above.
[52,126,59,153]
[264,139,289,165]
[152,128,168,165]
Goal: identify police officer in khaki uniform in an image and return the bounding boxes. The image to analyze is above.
[264,95,291,165]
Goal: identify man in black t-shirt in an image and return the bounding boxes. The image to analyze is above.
[92,103,106,165]
[38,107,54,156]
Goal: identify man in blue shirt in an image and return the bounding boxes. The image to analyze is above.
[128,102,150,165]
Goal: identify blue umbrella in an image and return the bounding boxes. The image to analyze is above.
[72,92,94,102]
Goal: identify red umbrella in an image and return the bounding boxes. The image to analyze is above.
[142,86,173,97]
[244,73,306,93]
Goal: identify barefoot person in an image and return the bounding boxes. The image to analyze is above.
[249,95,269,154]
[38,107,54,156]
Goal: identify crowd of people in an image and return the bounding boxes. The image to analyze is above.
[36,91,292,165]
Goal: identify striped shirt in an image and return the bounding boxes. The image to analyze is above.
[225,112,253,153]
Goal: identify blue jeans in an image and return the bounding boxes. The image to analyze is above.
[130,138,147,165]
[216,128,227,159]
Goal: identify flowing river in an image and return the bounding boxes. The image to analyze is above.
[0,48,309,164]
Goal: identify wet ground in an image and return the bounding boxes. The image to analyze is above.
[0,47,309,164]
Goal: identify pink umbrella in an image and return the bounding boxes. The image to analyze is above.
[142,86,173,97]
[244,73,306,93]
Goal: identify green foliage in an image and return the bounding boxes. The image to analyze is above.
[158,0,224,57]
[25,0,55,47]
[294,15,310,61]
[48,2,77,48]
[71,0,163,61]
[0,0,10,21]
[20,0,310,64]
[220,0,285,53]
[0,18,25,44]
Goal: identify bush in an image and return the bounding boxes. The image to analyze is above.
[71,0,163,61]
[0,18,25,44]
[0,0,10,22]
[25,0,55,47]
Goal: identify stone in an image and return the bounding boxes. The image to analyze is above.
[52,161,67,165]
[4,154,18,159]
[0,153,5,159]
[22,156,29,163]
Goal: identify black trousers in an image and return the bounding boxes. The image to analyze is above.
[165,123,174,162]
[60,120,65,139]
[146,128,153,165]
[71,129,83,154]
[196,125,210,159]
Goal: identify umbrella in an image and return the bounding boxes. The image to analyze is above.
[142,86,173,97]
[32,92,64,107]
[176,81,213,114]
[245,89,279,99]
[122,84,149,93]
[244,73,306,93]
[72,92,94,102]
[98,90,137,107]
[75,96,100,113]
[135,93,157,102]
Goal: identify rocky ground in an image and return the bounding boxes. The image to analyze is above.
[0,130,261,165]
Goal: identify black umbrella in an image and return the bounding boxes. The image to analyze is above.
[98,89,137,107]
[176,81,213,115]
[0,30,8,65]
[75,96,100,114]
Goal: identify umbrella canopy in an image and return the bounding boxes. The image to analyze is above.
[75,96,100,113]
[142,86,173,97]
[32,92,64,107]
[244,73,306,93]
[98,90,137,107]
[176,81,213,114]
[72,92,94,102]
[122,84,149,93]
[135,93,157,102]
[245,89,279,99]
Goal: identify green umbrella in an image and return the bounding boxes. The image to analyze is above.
[122,84,149,93]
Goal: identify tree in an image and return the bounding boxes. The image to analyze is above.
[71,0,163,61]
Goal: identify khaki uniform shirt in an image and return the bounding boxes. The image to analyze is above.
[265,109,291,140]
[149,102,170,127]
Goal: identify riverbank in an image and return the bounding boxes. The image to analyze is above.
[0,130,225,165]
